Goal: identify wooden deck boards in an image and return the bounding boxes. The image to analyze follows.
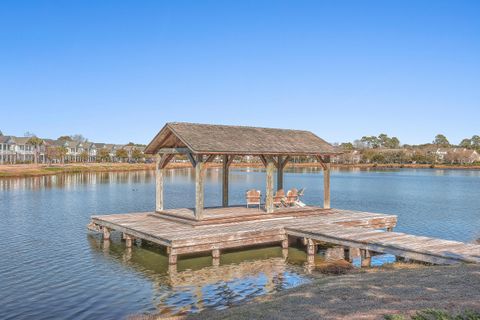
[286,225,480,265]
[90,205,480,265]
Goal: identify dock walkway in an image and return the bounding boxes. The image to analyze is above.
[286,224,480,265]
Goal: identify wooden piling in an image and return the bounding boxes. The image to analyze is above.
[125,234,134,248]
[360,249,371,267]
[307,238,316,256]
[102,227,111,240]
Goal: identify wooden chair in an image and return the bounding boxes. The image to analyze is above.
[273,189,285,207]
[246,189,261,209]
[284,188,299,206]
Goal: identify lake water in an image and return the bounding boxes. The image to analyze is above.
[1,167,479,319]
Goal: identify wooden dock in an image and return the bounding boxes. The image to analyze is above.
[89,205,480,267]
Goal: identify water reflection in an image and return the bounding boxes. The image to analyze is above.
[87,233,312,316]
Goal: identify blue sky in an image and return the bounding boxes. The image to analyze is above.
[1,1,479,145]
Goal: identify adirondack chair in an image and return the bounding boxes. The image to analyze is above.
[273,189,285,207]
[284,188,299,206]
[246,189,261,209]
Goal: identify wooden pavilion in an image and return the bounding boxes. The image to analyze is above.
[144,122,340,219]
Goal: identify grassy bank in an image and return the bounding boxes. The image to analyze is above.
[1,162,480,178]
[184,263,480,320]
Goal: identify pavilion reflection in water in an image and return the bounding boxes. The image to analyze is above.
[87,233,338,315]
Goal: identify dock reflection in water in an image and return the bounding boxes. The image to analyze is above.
[87,234,315,316]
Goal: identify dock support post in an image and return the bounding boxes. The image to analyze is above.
[212,248,220,259]
[195,155,205,220]
[125,234,134,248]
[167,247,177,265]
[222,155,230,207]
[360,249,371,267]
[344,247,351,262]
[266,159,275,213]
[306,238,316,256]
[323,157,331,209]
[281,238,289,249]
[212,248,220,266]
[386,227,394,232]
[102,227,111,240]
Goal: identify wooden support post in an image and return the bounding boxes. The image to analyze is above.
[307,238,316,256]
[281,239,289,249]
[344,247,351,262]
[222,155,229,207]
[212,248,220,259]
[386,227,393,232]
[360,249,371,267]
[125,234,134,248]
[103,227,111,240]
[167,247,177,265]
[277,156,284,191]
[155,155,164,212]
[265,159,275,213]
[323,156,331,209]
[195,155,205,220]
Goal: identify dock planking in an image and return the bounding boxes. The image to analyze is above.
[89,205,480,266]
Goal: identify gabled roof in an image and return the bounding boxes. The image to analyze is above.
[145,122,338,156]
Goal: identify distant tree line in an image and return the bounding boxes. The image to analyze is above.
[335,133,480,165]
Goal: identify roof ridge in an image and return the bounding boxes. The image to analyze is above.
[167,122,313,134]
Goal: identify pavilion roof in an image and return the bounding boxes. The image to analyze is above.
[144,122,339,156]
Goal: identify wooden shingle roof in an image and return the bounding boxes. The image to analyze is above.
[145,122,338,156]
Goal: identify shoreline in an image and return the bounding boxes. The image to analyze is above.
[181,263,480,320]
[1,162,480,178]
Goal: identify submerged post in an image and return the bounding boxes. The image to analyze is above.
[265,158,275,213]
[195,155,205,219]
[323,156,331,209]
[222,155,229,207]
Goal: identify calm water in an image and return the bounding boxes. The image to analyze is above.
[1,167,480,319]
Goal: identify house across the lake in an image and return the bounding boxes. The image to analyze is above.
[0,133,146,164]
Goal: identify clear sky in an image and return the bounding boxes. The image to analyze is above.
[1,0,479,145]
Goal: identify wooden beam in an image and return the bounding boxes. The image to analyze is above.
[265,158,275,213]
[222,155,229,207]
[205,154,216,163]
[159,153,174,169]
[195,155,205,220]
[186,153,197,167]
[315,155,328,170]
[157,147,190,154]
[281,156,291,169]
[259,155,268,167]
[226,155,235,167]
